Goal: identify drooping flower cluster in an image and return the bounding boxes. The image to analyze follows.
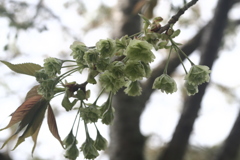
[0,11,212,160]
[184,65,211,95]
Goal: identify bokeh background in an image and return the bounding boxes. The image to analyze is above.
[1,0,240,160]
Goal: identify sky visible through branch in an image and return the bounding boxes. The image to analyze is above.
[1,0,240,159]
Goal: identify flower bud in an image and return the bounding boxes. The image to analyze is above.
[80,137,99,159]
[63,130,76,148]
[102,106,115,125]
[185,65,211,86]
[94,131,108,151]
[167,29,174,36]
[153,17,163,22]
[64,140,79,160]
[150,23,161,32]
[152,74,177,94]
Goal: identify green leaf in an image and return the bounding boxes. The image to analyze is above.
[0,60,42,76]
[158,41,168,49]
[171,29,181,38]
[62,90,78,111]
[138,13,151,25]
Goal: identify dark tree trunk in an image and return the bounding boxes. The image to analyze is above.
[214,106,240,160]
[158,0,235,160]
[109,1,208,160]
[109,1,145,160]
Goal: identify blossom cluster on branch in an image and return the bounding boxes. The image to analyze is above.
[0,0,209,159]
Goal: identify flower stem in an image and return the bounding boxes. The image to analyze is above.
[93,88,105,105]
[59,67,79,81]
[169,38,195,65]
[172,47,188,74]
[163,46,173,74]
[62,65,79,68]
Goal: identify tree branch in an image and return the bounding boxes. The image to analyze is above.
[157,0,199,34]
[158,0,236,160]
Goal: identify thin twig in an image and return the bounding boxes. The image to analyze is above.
[157,0,199,34]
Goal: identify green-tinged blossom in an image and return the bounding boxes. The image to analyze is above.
[80,104,100,123]
[124,60,146,81]
[184,81,199,96]
[94,131,108,151]
[141,62,151,78]
[124,81,142,96]
[96,57,110,72]
[80,137,99,159]
[115,35,130,55]
[38,78,59,99]
[35,69,49,82]
[70,41,87,62]
[102,106,114,125]
[152,74,177,94]
[84,49,99,65]
[64,140,79,160]
[43,57,63,77]
[109,61,125,78]
[126,39,155,63]
[96,39,115,58]
[185,65,211,86]
[99,71,126,93]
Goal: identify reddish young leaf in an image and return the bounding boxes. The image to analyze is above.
[47,105,64,148]
[1,98,48,150]
[0,85,42,131]
[0,95,42,131]
[25,85,40,100]
[12,99,48,151]
[31,122,42,155]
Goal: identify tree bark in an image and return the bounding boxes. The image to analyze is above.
[158,0,235,160]
[109,1,208,160]
[214,106,240,160]
[109,1,145,160]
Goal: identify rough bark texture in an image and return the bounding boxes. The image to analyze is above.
[158,0,235,160]
[109,1,144,160]
[214,107,240,160]
[111,0,141,39]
